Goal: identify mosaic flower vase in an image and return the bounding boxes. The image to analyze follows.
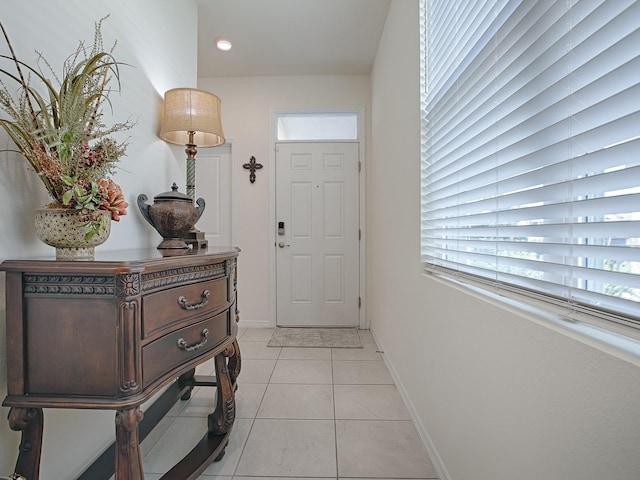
[34,207,111,260]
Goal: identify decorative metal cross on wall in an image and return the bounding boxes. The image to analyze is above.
[242,156,263,184]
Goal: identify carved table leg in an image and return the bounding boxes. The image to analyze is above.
[208,346,236,437]
[7,407,43,480]
[115,407,144,480]
[228,339,242,388]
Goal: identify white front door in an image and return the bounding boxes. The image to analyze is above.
[275,142,360,327]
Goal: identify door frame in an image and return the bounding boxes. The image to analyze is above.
[268,107,367,329]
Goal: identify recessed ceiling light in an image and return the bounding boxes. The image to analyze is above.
[215,38,232,51]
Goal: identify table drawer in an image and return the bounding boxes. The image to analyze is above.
[142,277,227,338]
[142,310,229,388]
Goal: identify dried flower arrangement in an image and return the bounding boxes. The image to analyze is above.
[0,16,134,238]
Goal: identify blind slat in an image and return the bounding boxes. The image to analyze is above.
[421,0,640,327]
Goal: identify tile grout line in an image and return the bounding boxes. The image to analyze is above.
[228,338,271,479]
[332,346,340,480]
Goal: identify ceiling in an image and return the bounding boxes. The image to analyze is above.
[195,0,392,78]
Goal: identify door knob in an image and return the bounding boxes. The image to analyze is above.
[278,242,290,248]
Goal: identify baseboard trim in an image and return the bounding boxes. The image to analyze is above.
[370,328,452,480]
[238,319,274,328]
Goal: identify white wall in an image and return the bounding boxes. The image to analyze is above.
[369,2,640,480]
[197,75,371,326]
[0,0,198,477]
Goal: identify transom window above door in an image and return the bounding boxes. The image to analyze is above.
[276,113,358,141]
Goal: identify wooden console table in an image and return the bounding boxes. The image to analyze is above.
[1,247,241,480]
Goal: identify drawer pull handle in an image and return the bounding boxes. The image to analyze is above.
[177,328,209,352]
[178,290,210,310]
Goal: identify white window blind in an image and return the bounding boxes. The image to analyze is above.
[420,0,640,327]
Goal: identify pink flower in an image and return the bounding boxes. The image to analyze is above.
[98,179,128,221]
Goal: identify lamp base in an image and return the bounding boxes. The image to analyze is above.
[183,229,208,250]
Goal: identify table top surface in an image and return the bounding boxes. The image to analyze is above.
[1,246,240,272]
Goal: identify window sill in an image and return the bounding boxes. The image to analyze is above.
[424,271,640,368]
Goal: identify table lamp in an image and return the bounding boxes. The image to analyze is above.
[159,87,225,248]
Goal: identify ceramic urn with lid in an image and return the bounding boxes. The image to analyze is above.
[137,183,205,249]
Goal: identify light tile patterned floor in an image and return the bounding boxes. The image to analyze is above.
[140,328,438,479]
